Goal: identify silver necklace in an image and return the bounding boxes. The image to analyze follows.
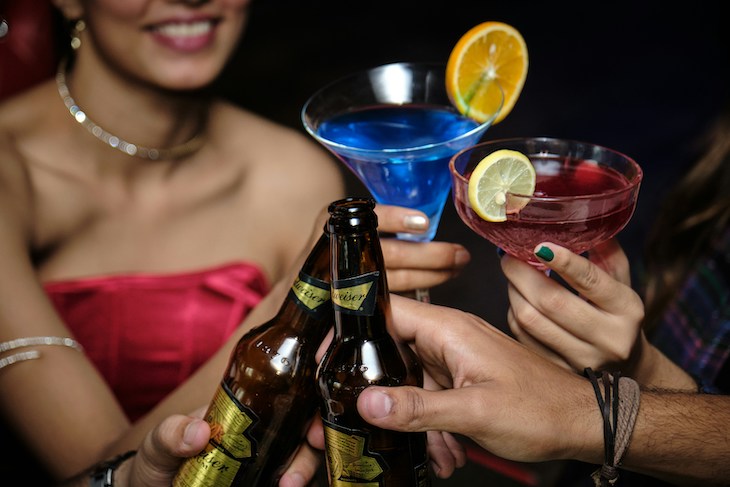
[55,59,204,161]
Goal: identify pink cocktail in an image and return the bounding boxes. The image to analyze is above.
[449,137,643,269]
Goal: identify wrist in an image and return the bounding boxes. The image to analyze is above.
[551,374,604,464]
[89,451,137,487]
[636,340,696,391]
[581,368,642,486]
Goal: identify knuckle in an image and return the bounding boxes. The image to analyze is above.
[538,288,569,315]
[578,261,602,290]
[511,302,544,331]
[627,295,646,323]
[394,389,427,430]
[380,239,405,265]
[386,269,427,292]
[600,327,638,364]
[605,341,632,363]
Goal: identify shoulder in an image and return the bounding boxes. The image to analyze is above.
[205,101,344,270]
[208,100,344,194]
[0,130,33,240]
[0,80,63,167]
[0,81,60,240]
[0,79,55,134]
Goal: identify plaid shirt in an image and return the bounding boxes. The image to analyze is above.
[650,226,730,394]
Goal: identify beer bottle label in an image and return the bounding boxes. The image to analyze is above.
[323,419,386,486]
[332,271,379,316]
[173,382,258,487]
[415,460,431,486]
[290,271,331,319]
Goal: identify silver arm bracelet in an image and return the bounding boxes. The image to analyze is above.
[0,336,83,353]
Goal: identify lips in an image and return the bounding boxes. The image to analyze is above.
[149,19,219,52]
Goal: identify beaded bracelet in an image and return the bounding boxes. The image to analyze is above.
[584,368,641,487]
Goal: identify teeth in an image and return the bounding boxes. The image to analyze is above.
[156,21,211,37]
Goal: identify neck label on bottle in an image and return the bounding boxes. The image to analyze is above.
[332,271,379,316]
[291,272,331,318]
[322,419,386,486]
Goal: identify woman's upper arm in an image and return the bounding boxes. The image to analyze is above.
[0,140,130,479]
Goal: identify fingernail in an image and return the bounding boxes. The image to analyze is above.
[535,245,554,262]
[183,419,203,446]
[404,215,428,231]
[455,247,470,266]
[496,247,506,258]
[365,390,393,419]
[280,472,306,487]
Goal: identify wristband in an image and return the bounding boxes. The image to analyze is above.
[584,368,640,487]
[89,450,137,487]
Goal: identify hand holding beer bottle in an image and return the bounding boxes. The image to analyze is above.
[317,198,431,486]
[174,228,333,487]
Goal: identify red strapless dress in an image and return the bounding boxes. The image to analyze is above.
[43,262,269,421]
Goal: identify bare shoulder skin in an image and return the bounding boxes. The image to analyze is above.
[204,100,345,280]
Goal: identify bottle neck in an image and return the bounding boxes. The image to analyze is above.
[330,229,391,340]
[285,271,332,326]
[276,232,332,337]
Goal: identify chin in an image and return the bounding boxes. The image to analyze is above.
[165,77,216,92]
[152,62,224,92]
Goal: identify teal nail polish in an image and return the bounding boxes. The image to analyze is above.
[535,246,554,262]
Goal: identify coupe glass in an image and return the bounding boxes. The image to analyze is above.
[449,137,643,271]
[302,62,503,300]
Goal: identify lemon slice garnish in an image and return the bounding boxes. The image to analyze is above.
[467,149,536,222]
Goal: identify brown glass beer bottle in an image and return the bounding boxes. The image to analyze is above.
[318,197,431,486]
[173,230,333,487]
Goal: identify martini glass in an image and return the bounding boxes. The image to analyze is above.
[302,62,503,301]
[449,137,643,271]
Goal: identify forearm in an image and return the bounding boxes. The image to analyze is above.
[633,339,697,392]
[0,253,130,478]
[621,391,729,485]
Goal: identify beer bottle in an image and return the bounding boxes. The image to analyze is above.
[173,230,333,487]
[318,197,431,486]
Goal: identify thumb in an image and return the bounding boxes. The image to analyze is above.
[131,415,210,486]
[357,386,476,437]
[146,415,210,467]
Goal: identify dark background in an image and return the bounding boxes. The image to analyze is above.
[219,1,730,332]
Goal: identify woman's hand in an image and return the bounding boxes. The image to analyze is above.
[375,205,471,292]
[501,240,696,390]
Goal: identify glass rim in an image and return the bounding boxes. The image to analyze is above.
[449,136,643,202]
[300,61,504,156]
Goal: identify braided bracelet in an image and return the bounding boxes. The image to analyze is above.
[0,336,83,371]
[584,368,641,487]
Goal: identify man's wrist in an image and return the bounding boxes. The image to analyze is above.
[564,377,606,465]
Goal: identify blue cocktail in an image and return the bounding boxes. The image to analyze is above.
[302,62,502,300]
[315,105,482,241]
